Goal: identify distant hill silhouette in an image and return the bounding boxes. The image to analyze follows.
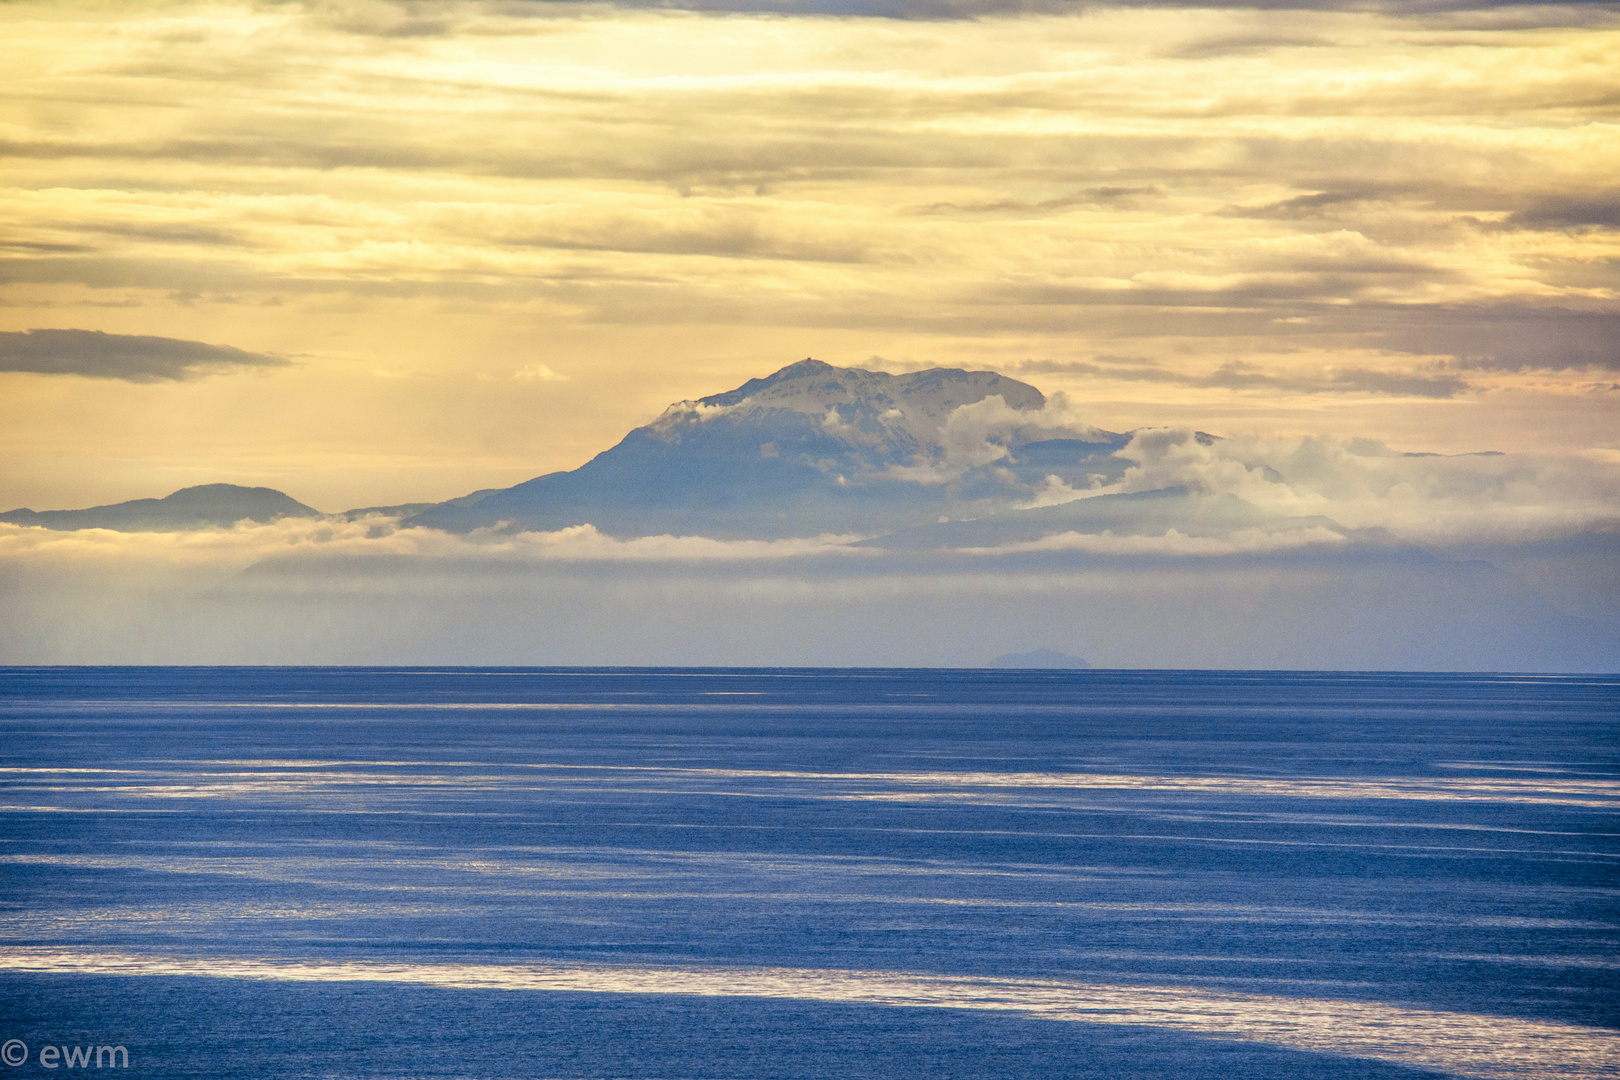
[990,649,1093,669]
[0,484,319,532]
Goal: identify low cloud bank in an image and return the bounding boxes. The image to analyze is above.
[1,434,1615,668]
[956,526,1348,557]
[0,519,869,570]
[1063,430,1620,545]
[3,534,1613,669]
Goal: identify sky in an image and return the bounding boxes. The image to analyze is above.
[1,0,1617,668]
[2,0,1617,514]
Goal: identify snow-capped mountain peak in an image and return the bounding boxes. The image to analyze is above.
[409,359,1123,538]
[650,358,1064,465]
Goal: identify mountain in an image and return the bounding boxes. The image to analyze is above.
[409,358,1132,538]
[4,360,1613,670]
[0,484,319,532]
[0,361,1355,548]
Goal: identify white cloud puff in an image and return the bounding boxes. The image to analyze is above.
[512,364,567,382]
[884,392,1108,484]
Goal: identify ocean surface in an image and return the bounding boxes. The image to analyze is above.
[1,667,1617,1079]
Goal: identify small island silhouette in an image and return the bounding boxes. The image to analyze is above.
[989,649,1092,669]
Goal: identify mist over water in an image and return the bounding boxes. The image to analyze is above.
[1,668,1616,1078]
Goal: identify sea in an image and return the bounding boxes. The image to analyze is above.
[1,667,1616,1079]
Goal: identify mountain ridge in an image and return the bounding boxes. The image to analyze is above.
[0,360,1344,546]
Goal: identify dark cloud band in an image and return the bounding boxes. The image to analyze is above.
[0,329,287,382]
[341,1,1620,24]
[1012,358,1471,397]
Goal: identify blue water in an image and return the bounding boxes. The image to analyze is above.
[1,668,1616,1078]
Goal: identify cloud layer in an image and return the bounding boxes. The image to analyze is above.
[3,514,1613,670]
[2,2,1618,510]
[1088,429,1620,543]
[0,328,286,381]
